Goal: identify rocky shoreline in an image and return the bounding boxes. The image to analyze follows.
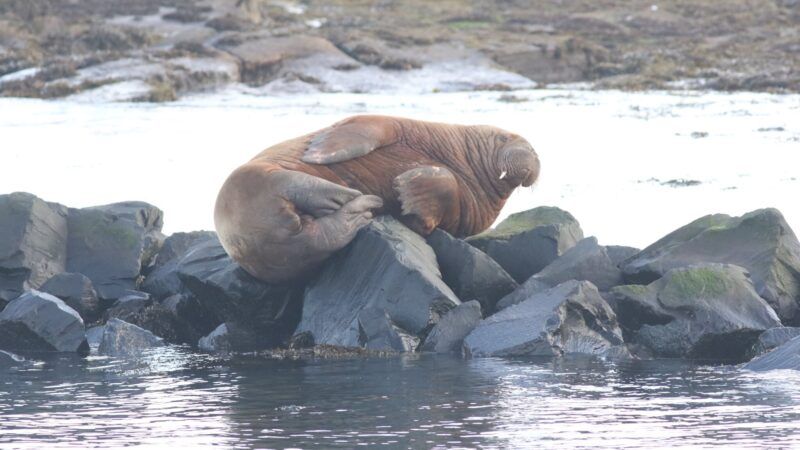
[1,0,798,101]
[2,191,800,372]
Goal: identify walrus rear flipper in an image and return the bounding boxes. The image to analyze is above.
[302,115,398,164]
[393,166,459,236]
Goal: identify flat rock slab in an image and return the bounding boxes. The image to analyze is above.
[142,231,218,300]
[420,300,482,354]
[427,229,517,315]
[744,335,800,372]
[296,216,459,350]
[621,208,800,325]
[467,206,584,283]
[611,263,781,360]
[463,280,626,358]
[533,237,625,292]
[0,290,87,354]
[98,318,165,357]
[0,192,68,302]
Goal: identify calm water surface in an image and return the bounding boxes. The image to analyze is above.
[2,350,800,448]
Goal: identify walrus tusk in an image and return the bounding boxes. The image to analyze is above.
[499,171,507,180]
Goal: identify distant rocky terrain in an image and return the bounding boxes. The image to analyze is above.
[2,191,800,373]
[1,0,798,101]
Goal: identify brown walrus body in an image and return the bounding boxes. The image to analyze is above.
[215,115,540,283]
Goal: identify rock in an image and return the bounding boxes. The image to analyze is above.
[66,201,165,302]
[0,192,68,303]
[426,229,517,315]
[467,206,584,283]
[102,292,187,344]
[610,264,782,360]
[357,307,418,352]
[177,237,303,348]
[0,291,88,354]
[531,237,625,292]
[161,293,219,345]
[748,327,800,358]
[495,277,554,311]
[420,300,482,353]
[605,245,641,267]
[40,272,101,323]
[744,335,800,371]
[621,209,800,324]
[296,217,460,349]
[198,323,229,352]
[463,280,627,358]
[197,321,270,353]
[98,318,165,357]
[142,231,217,300]
[85,325,104,350]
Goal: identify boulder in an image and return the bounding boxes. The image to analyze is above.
[531,237,625,292]
[295,217,460,349]
[197,321,272,353]
[85,325,104,350]
[40,272,101,323]
[744,335,800,371]
[141,231,217,300]
[426,229,517,315]
[748,327,800,358]
[463,280,627,358]
[160,293,219,346]
[177,238,303,348]
[467,206,584,283]
[621,209,800,325]
[98,318,165,357]
[151,231,217,269]
[610,264,782,360]
[66,201,165,302]
[420,300,482,353]
[357,307,418,352]
[0,192,68,303]
[606,245,641,267]
[0,291,88,354]
[495,277,553,311]
[102,292,187,344]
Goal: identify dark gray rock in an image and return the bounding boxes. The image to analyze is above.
[66,202,165,302]
[748,327,800,359]
[296,217,460,349]
[427,229,517,315]
[98,318,165,357]
[605,245,641,267]
[142,231,217,299]
[0,291,87,354]
[532,237,625,292]
[744,335,800,371]
[420,300,482,353]
[198,323,230,352]
[0,192,68,303]
[467,206,584,283]
[40,272,101,323]
[621,209,800,325]
[177,238,303,349]
[160,293,219,346]
[357,307,418,352]
[611,264,782,360]
[463,280,627,358]
[103,291,188,344]
[495,277,554,311]
[197,321,273,353]
[152,231,216,269]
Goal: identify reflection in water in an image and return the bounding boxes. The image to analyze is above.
[2,350,800,448]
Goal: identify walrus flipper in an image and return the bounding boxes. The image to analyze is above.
[280,170,367,218]
[393,166,459,236]
[302,116,397,164]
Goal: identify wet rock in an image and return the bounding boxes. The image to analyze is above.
[296,217,460,349]
[66,202,165,302]
[744,335,800,372]
[611,264,781,360]
[467,206,584,283]
[748,327,800,359]
[357,307,418,352]
[463,280,627,358]
[102,291,187,344]
[621,209,800,325]
[495,277,553,311]
[531,237,625,292]
[606,245,640,267]
[427,229,517,315]
[0,291,88,354]
[98,318,165,357]
[0,192,68,303]
[40,272,101,323]
[197,321,271,353]
[85,325,104,350]
[161,293,219,346]
[420,300,482,354]
[177,238,303,348]
[142,231,217,299]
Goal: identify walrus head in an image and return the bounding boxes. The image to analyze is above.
[496,135,540,188]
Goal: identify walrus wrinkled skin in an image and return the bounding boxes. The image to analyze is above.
[214,115,540,283]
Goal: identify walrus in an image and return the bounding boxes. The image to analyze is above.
[214,115,540,283]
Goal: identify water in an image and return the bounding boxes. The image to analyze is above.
[2,350,800,448]
[1,88,798,248]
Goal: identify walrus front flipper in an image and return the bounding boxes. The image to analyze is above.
[393,166,459,236]
[302,115,397,164]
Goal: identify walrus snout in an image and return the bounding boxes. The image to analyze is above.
[499,141,540,187]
